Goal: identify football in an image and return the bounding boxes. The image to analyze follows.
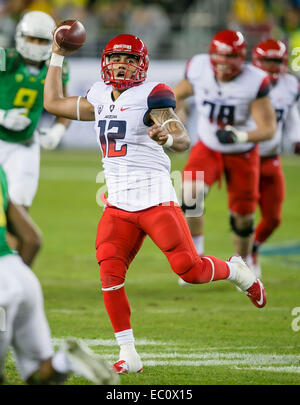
[54,19,86,51]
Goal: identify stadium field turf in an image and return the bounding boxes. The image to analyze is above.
[4,150,300,385]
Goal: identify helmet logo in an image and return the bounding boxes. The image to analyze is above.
[113,44,132,50]
[214,41,233,53]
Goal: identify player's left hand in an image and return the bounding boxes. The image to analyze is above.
[294,142,300,155]
[148,124,169,146]
[216,125,248,144]
[38,123,66,150]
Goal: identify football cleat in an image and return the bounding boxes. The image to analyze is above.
[246,279,266,308]
[227,255,266,308]
[64,338,120,385]
[113,344,143,374]
[178,277,193,287]
[113,360,130,374]
[113,359,143,374]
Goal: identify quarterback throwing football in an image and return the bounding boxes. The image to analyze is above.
[44,33,267,375]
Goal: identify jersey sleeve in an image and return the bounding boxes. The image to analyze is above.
[256,75,271,98]
[147,83,176,110]
[0,49,18,76]
[283,103,300,144]
[184,57,194,80]
[295,79,300,102]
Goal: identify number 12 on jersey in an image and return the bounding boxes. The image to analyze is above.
[98,120,127,158]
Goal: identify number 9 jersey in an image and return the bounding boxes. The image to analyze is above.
[0,48,69,143]
[87,81,179,212]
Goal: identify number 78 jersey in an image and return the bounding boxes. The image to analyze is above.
[87,81,179,212]
[186,54,270,153]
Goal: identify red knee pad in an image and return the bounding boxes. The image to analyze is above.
[168,250,196,275]
[100,259,127,289]
[96,241,118,264]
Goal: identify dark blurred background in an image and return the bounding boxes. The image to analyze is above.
[1,0,300,68]
[2,0,299,149]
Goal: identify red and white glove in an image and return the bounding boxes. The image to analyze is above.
[38,123,66,150]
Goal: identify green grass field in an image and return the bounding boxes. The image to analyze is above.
[4,150,300,385]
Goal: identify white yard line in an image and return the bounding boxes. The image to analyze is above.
[236,366,300,374]
[96,352,300,362]
[52,337,171,347]
[140,360,299,367]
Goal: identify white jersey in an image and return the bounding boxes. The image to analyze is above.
[87,81,178,211]
[258,73,300,157]
[185,54,270,153]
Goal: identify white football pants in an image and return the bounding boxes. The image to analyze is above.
[0,254,53,380]
[0,138,40,207]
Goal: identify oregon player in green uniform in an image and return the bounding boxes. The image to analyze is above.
[0,166,119,385]
[0,47,69,144]
[0,166,13,258]
[0,10,70,210]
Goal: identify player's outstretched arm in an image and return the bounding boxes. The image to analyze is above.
[174,78,194,102]
[6,202,42,266]
[44,42,94,121]
[148,107,190,152]
[173,78,194,116]
[247,95,277,142]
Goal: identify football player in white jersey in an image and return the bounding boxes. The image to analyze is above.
[174,29,277,268]
[250,39,300,277]
[44,33,267,375]
[0,166,118,385]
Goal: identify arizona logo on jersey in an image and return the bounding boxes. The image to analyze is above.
[87,81,178,211]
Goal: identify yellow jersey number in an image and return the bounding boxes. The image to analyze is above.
[13,88,38,113]
[0,187,6,227]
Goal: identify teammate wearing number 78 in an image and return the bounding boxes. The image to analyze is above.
[44,32,267,375]
[174,29,277,274]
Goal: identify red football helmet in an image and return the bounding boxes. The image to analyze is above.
[209,29,247,80]
[252,39,288,83]
[101,34,149,90]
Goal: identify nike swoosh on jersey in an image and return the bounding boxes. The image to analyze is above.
[120,107,130,111]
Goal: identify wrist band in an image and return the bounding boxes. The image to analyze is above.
[161,119,182,130]
[76,96,82,121]
[50,53,64,67]
[164,134,174,148]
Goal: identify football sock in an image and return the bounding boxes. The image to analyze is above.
[115,329,135,346]
[192,235,204,256]
[180,255,230,283]
[254,218,279,245]
[102,287,131,332]
[226,258,255,290]
[226,261,236,281]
